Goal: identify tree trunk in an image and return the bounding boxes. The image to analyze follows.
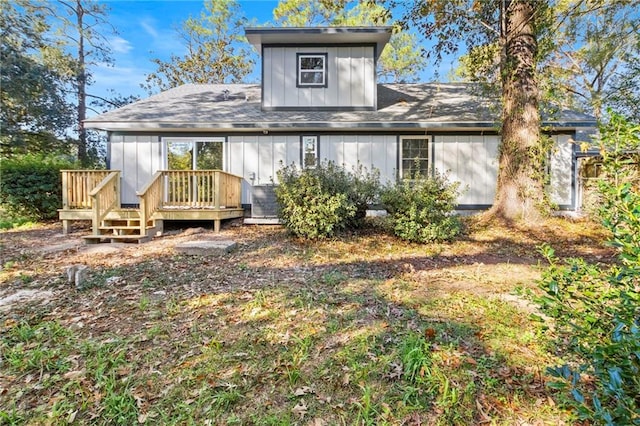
[489,0,546,222]
[76,0,88,166]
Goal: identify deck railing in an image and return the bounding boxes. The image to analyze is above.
[88,171,121,235]
[137,171,164,236]
[162,170,242,208]
[137,170,243,234]
[61,170,114,209]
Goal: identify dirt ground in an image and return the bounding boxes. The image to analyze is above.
[0,217,615,325]
[0,217,618,424]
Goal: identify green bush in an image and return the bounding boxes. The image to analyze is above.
[538,114,640,425]
[380,170,461,243]
[274,161,379,239]
[0,154,76,220]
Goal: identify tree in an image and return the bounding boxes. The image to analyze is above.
[144,0,254,93]
[543,1,640,120]
[271,0,425,83]
[398,0,551,221]
[607,34,640,122]
[48,0,115,166]
[0,0,73,157]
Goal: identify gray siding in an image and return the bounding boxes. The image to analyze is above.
[321,135,396,183]
[228,135,300,204]
[109,135,162,204]
[263,46,375,109]
[432,135,500,206]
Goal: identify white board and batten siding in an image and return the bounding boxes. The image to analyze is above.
[109,135,163,205]
[432,135,500,206]
[108,132,576,209]
[263,46,376,109]
[431,134,574,208]
[227,135,300,204]
[227,134,397,205]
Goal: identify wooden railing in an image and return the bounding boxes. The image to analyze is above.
[137,171,164,236]
[89,171,121,235]
[61,170,114,209]
[137,170,242,233]
[162,170,242,208]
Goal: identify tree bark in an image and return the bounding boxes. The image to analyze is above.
[489,0,545,222]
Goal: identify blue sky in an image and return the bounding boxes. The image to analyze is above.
[92,0,275,105]
[91,0,455,113]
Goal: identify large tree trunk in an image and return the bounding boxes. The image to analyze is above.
[489,0,546,222]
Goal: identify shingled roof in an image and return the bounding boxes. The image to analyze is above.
[84,83,595,132]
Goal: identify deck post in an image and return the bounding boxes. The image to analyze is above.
[214,219,221,233]
[62,219,70,235]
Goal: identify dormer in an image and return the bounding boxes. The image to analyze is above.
[245,27,391,111]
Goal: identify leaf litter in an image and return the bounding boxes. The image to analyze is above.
[0,218,615,424]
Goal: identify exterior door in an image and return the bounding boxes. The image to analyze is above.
[166,138,224,171]
[164,138,225,204]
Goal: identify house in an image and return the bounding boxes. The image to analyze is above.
[61,26,596,242]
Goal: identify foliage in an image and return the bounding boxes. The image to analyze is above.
[541,0,640,120]
[538,113,640,424]
[380,170,461,243]
[271,0,425,82]
[274,161,379,239]
[0,154,76,220]
[608,34,640,123]
[49,0,115,166]
[144,0,254,93]
[0,0,73,155]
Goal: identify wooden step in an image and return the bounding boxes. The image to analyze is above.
[105,209,141,220]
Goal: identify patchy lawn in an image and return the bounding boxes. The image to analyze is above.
[0,218,615,425]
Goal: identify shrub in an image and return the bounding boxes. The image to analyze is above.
[274,161,379,239]
[538,113,640,425]
[380,170,461,243]
[0,154,77,220]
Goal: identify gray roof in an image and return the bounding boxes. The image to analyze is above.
[84,83,596,132]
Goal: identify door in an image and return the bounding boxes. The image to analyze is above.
[164,138,225,205]
[166,138,224,171]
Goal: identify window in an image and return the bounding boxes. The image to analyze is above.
[400,136,430,179]
[302,136,318,168]
[297,53,327,87]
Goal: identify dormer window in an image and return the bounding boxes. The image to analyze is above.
[297,53,328,87]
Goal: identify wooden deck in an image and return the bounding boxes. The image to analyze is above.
[59,170,245,242]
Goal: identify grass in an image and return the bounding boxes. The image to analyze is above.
[0,218,615,424]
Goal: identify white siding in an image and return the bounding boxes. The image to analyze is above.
[548,134,574,206]
[432,135,499,206]
[263,46,376,109]
[228,135,300,204]
[109,135,162,204]
[320,135,396,183]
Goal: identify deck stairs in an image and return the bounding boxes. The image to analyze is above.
[82,209,159,244]
[61,169,245,244]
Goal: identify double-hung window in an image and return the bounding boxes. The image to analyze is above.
[297,53,327,87]
[400,136,431,179]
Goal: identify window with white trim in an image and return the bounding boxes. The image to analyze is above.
[400,136,430,179]
[302,135,318,168]
[297,53,327,87]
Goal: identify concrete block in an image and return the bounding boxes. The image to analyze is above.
[174,240,237,256]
